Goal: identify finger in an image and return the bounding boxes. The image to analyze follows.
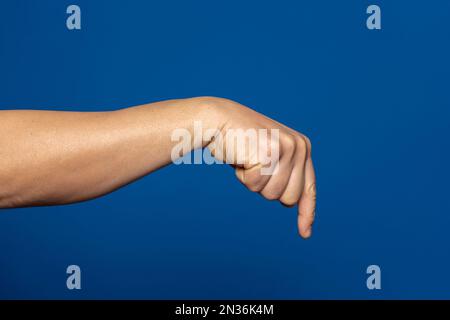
[260,152,293,201]
[298,157,316,238]
[235,163,271,192]
[279,154,306,207]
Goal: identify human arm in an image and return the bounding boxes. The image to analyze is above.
[0,97,316,237]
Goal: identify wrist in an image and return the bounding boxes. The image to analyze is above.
[179,96,233,149]
[188,96,228,128]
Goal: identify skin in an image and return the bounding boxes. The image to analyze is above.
[0,97,316,238]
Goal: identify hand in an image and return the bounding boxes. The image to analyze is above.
[205,98,317,238]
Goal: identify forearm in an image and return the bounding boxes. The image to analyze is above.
[0,97,221,208]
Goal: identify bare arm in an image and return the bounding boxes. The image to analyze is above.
[0,97,316,238]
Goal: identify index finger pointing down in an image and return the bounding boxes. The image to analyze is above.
[298,157,316,238]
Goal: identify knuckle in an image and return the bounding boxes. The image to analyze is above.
[303,135,312,151]
[295,135,309,159]
[282,134,296,155]
[296,135,308,151]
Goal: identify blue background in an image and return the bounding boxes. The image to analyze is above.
[1,0,449,299]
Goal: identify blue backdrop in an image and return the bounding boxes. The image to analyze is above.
[1,0,449,299]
